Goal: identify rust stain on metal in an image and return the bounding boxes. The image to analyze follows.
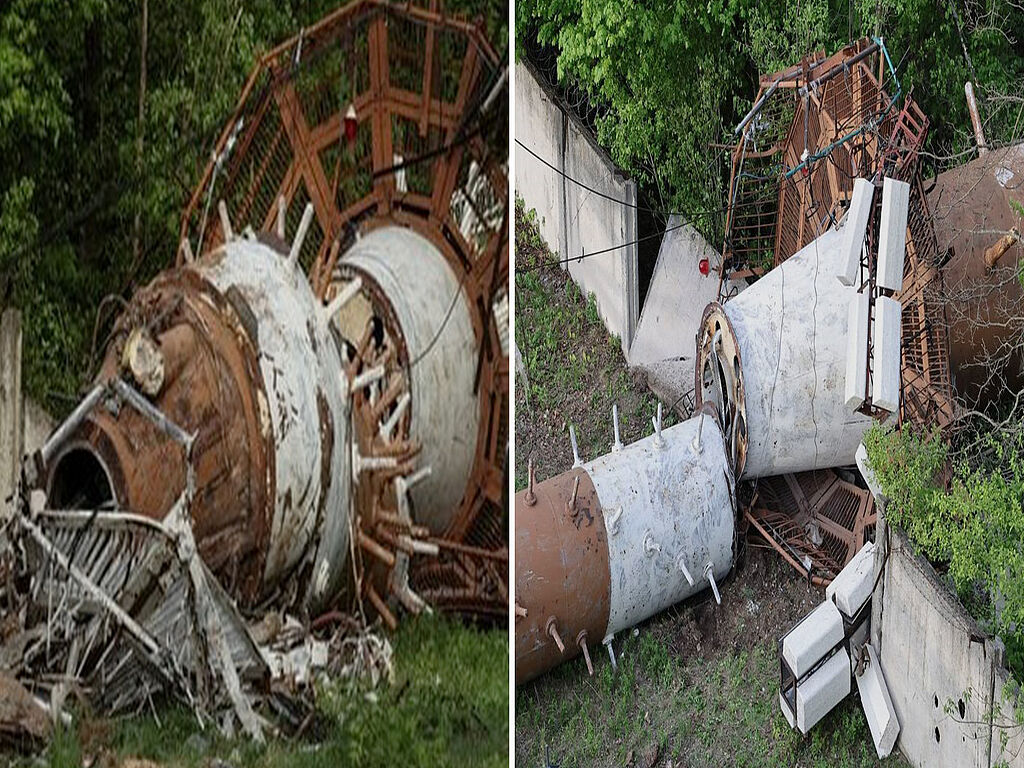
[515,468,610,684]
[47,267,275,603]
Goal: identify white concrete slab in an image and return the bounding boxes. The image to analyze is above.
[783,600,845,678]
[872,296,902,412]
[838,178,874,286]
[856,643,900,758]
[845,290,870,410]
[877,177,910,292]
[796,647,852,733]
[826,541,876,619]
[629,217,721,368]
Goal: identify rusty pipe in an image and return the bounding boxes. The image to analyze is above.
[515,407,735,683]
[985,228,1020,270]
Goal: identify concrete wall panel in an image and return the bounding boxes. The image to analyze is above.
[514,61,639,356]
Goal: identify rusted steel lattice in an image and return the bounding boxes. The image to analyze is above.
[179,0,509,620]
[724,39,953,584]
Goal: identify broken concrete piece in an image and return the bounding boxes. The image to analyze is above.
[826,541,877,618]
[855,643,899,758]
[782,601,845,678]
[795,647,851,733]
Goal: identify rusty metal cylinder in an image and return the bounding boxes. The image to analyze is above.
[515,408,735,683]
[695,225,871,479]
[43,235,351,610]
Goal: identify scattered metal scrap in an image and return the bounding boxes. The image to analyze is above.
[1,0,507,747]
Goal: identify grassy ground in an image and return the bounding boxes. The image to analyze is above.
[513,200,905,767]
[12,614,507,768]
[514,202,676,490]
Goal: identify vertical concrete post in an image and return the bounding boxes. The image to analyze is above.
[0,309,23,524]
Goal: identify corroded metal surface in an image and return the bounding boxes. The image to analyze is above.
[515,468,610,684]
[515,411,736,683]
[177,0,509,621]
[746,470,876,585]
[928,143,1024,404]
[47,263,275,603]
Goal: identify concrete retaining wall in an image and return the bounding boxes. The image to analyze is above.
[515,59,639,356]
[872,519,1024,767]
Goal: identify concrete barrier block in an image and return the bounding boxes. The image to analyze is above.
[856,643,900,759]
[872,297,902,413]
[845,290,870,410]
[783,600,845,678]
[826,541,876,619]
[838,178,874,286]
[877,177,910,292]
[796,647,852,733]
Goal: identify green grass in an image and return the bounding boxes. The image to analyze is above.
[19,614,508,768]
[517,630,900,768]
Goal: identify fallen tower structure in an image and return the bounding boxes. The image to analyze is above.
[0,0,507,744]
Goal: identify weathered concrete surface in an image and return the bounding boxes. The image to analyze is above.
[515,59,639,356]
[22,397,54,454]
[873,521,1024,767]
[0,309,22,524]
[629,217,721,392]
[515,60,566,261]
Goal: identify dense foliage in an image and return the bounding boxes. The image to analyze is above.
[0,0,505,416]
[865,425,1024,677]
[516,0,1024,237]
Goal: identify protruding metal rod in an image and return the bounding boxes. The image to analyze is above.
[577,631,594,676]
[277,195,287,239]
[546,617,565,653]
[359,531,396,567]
[515,603,528,618]
[612,404,623,452]
[604,634,617,671]
[218,200,233,241]
[569,424,582,467]
[692,411,705,452]
[39,384,106,467]
[652,402,663,446]
[180,238,195,264]
[352,365,385,390]
[705,562,722,605]
[288,202,315,267]
[965,82,988,155]
[568,476,579,511]
[404,465,432,489]
[380,392,411,439]
[324,277,363,321]
[677,553,695,586]
[524,458,537,506]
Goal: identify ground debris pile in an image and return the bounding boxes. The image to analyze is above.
[0,501,394,753]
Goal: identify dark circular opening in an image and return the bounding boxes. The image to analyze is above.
[370,315,385,349]
[958,699,965,719]
[49,448,115,510]
[934,726,941,743]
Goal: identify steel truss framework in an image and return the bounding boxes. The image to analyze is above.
[723,39,953,584]
[179,0,508,620]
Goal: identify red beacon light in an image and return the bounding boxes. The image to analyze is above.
[698,257,710,276]
[344,103,358,146]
